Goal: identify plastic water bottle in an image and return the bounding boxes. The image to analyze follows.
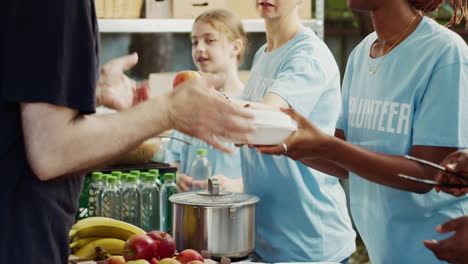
[148,169,162,187]
[130,170,141,187]
[120,173,130,191]
[101,176,122,220]
[188,148,211,191]
[102,174,111,187]
[141,175,160,232]
[160,173,179,234]
[88,172,105,217]
[122,175,142,227]
[140,172,149,189]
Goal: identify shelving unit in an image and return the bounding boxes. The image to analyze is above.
[98,0,325,39]
[98,19,321,35]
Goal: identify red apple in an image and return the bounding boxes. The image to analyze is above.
[173,71,202,88]
[150,258,159,264]
[103,256,126,264]
[123,234,158,262]
[175,249,204,264]
[147,231,176,259]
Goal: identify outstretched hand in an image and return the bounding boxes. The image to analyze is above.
[167,74,255,154]
[96,53,150,111]
[255,107,331,161]
[434,149,468,196]
[424,216,468,264]
[191,174,243,192]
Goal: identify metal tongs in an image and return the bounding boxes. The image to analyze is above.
[396,155,468,188]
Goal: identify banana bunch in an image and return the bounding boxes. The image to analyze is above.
[69,217,146,258]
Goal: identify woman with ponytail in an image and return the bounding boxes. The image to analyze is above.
[256,0,468,263]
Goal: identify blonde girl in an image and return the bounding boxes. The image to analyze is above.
[167,9,248,192]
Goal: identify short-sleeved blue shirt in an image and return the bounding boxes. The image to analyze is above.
[240,27,356,262]
[337,16,468,263]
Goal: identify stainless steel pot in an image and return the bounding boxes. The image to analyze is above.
[169,178,260,258]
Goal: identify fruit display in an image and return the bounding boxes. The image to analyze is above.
[69,217,146,259]
[122,234,157,261]
[69,218,207,264]
[158,258,182,264]
[147,231,176,259]
[74,238,126,258]
[103,256,126,264]
[175,249,204,264]
[69,217,146,241]
[126,260,151,264]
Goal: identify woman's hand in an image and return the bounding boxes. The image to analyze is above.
[424,216,468,264]
[256,107,332,161]
[96,53,150,111]
[192,175,244,192]
[176,173,193,192]
[434,149,468,196]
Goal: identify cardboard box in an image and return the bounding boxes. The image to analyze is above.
[228,0,312,19]
[146,0,172,19]
[173,0,228,19]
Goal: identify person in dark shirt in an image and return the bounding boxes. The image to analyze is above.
[0,1,254,263]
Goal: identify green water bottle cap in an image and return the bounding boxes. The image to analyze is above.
[102,174,111,182]
[164,173,176,181]
[197,148,208,156]
[140,172,149,181]
[146,175,156,182]
[126,175,137,183]
[107,176,118,184]
[130,170,140,176]
[91,172,103,178]
[121,173,130,181]
[111,171,122,177]
[148,169,160,176]
[91,172,102,180]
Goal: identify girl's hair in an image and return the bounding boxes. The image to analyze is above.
[195,9,248,65]
[408,0,467,28]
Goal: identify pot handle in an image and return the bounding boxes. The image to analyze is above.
[208,177,220,195]
[229,207,237,218]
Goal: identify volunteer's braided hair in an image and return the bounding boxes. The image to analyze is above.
[409,0,468,28]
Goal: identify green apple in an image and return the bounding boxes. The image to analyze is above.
[127,260,151,264]
[158,258,182,264]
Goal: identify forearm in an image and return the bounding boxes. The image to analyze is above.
[230,99,281,110]
[22,95,172,181]
[324,137,456,193]
[300,158,349,179]
[232,177,244,192]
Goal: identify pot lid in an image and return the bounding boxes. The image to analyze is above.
[169,178,260,207]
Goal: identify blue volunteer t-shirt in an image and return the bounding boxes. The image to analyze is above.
[337,16,468,264]
[166,130,242,180]
[241,27,356,262]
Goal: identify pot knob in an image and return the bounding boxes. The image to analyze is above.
[208,177,220,195]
